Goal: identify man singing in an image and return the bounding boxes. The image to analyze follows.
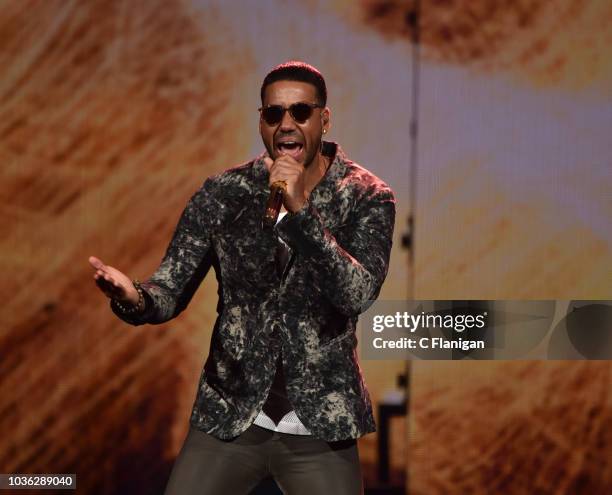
[89,61,395,494]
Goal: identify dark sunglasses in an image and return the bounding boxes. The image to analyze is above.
[258,102,323,125]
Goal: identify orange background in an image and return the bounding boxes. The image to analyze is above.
[1,1,610,493]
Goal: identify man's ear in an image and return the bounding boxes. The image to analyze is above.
[321,107,331,134]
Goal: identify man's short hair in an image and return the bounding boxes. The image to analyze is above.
[261,61,327,106]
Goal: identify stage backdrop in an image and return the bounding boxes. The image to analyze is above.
[326,0,612,494]
[1,1,610,494]
[0,0,409,492]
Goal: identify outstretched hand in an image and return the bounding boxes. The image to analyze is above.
[88,255,139,305]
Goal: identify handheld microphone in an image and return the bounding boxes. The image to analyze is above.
[262,181,286,228]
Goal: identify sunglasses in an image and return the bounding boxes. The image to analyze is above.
[258,102,323,126]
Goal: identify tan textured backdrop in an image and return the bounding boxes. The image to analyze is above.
[1,0,406,492]
[1,0,254,493]
[332,0,612,493]
[1,0,611,494]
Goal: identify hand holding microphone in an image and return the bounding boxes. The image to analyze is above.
[262,154,307,227]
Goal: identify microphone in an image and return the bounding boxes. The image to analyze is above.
[262,181,286,228]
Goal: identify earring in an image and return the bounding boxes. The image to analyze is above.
[323,129,327,134]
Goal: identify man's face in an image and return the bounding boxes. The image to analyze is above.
[259,80,329,168]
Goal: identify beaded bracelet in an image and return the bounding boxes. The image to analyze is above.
[112,279,146,315]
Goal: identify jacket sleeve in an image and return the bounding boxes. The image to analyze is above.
[276,185,395,316]
[110,178,216,326]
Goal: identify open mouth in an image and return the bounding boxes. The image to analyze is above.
[275,141,304,161]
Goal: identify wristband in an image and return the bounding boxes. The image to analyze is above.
[112,279,146,315]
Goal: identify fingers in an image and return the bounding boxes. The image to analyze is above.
[89,255,105,270]
[94,275,123,299]
[93,269,119,288]
[90,255,131,300]
[91,257,121,295]
[268,156,303,183]
[265,154,307,212]
[264,152,299,167]
[90,255,118,279]
[90,255,112,288]
[266,153,300,171]
[93,269,114,284]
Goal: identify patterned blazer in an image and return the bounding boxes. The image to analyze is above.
[112,142,396,441]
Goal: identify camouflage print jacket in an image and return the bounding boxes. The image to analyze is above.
[111,142,396,441]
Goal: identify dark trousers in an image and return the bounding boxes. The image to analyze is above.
[163,424,363,495]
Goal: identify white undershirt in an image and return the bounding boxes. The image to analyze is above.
[252,210,311,435]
